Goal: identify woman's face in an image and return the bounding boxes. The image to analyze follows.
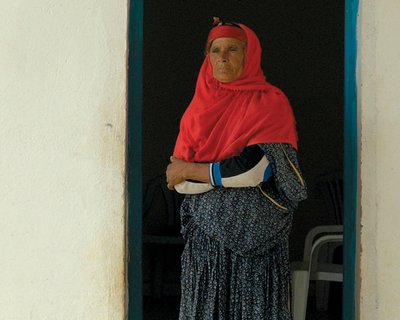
[209,37,246,83]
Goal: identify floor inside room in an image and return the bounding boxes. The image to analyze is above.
[143,282,342,320]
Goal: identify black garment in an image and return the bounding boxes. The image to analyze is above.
[209,144,272,188]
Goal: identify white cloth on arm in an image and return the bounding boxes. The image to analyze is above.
[174,181,213,194]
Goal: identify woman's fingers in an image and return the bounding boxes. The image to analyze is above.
[166,160,186,189]
[167,183,174,190]
[170,156,183,163]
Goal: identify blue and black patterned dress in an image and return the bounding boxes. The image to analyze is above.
[179,143,307,320]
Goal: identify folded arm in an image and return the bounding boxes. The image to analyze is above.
[167,145,272,194]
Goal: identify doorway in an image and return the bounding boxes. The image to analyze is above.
[128,0,358,319]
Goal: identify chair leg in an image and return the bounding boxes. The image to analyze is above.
[313,243,334,311]
[316,243,338,311]
[291,270,310,320]
[316,281,330,311]
[152,246,165,299]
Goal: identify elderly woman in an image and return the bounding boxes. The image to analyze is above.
[166,18,307,320]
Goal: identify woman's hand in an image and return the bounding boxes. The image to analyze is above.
[166,156,189,190]
[166,156,211,190]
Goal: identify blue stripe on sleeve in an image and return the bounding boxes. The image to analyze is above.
[263,164,273,182]
[213,162,223,187]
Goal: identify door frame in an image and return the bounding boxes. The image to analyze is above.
[343,0,359,319]
[127,0,143,319]
[127,1,360,318]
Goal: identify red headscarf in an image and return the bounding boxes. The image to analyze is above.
[173,23,298,163]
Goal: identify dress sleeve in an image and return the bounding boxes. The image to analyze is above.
[174,145,272,194]
[258,143,307,204]
[209,144,272,188]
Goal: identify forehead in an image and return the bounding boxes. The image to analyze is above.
[210,37,246,48]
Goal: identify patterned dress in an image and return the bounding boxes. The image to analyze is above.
[179,143,307,320]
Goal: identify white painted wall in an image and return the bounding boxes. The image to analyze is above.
[0,1,127,319]
[359,0,400,319]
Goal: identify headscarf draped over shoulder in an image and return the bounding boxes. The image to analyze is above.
[174,20,298,163]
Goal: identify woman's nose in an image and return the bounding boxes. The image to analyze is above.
[218,51,228,62]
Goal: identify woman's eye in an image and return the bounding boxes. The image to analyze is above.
[229,47,238,52]
[211,48,219,53]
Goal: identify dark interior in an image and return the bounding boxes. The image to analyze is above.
[142,1,344,319]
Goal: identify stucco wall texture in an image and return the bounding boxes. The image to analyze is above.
[0,1,127,319]
[359,0,400,319]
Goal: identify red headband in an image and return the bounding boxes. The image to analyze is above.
[206,26,247,50]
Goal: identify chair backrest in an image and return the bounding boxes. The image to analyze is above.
[143,175,184,228]
[317,172,343,225]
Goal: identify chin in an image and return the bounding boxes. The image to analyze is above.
[220,78,238,83]
[215,75,236,83]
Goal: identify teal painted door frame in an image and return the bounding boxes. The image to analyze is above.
[128,1,359,318]
[343,0,359,319]
[128,0,143,319]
